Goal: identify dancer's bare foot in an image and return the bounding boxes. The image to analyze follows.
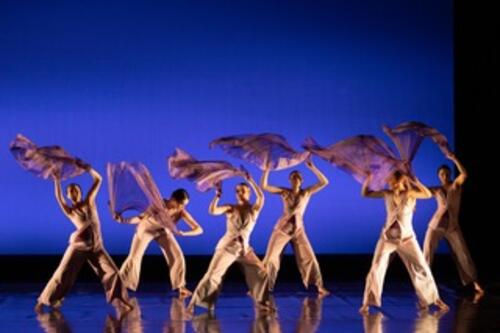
[317,286,331,296]
[34,302,44,314]
[473,288,485,304]
[359,304,369,314]
[435,299,449,312]
[256,301,275,313]
[114,298,134,313]
[473,282,485,295]
[186,303,195,314]
[179,287,192,297]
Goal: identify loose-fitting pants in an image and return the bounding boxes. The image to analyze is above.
[423,226,477,286]
[189,246,269,309]
[263,228,323,290]
[120,228,185,291]
[362,236,440,307]
[38,244,128,306]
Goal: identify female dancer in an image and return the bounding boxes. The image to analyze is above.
[423,152,483,294]
[114,188,203,296]
[187,173,270,312]
[35,166,131,312]
[359,171,448,313]
[261,158,330,295]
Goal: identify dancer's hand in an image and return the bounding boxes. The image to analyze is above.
[215,182,222,197]
[305,157,314,168]
[445,151,456,161]
[75,158,91,171]
[243,170,252,182]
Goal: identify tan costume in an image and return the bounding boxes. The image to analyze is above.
[423,185,477,285]
[120,209,186,291]
[38,202,128,307]
[362,192,440,308]
[263,189,324,290]
[189,205,269,310]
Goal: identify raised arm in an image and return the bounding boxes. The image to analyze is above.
[54,176,71,215]
[260,168,284,194]
[85,167,102,204]
[448,152,468,186]
[208,183,231,216]
[407,176,433,199]
[304,158,329,194]
[178,210,203,236]
[246,172,264,213]
[361,174,386,198]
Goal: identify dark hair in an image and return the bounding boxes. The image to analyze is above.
[391,170,404,182]
[66,183,81,192]
[289,170,303,182]
[171,188,189,203]
[437,164,452,174]
[237,182,250,189]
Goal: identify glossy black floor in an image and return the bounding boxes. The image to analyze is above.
[1,282,499,333]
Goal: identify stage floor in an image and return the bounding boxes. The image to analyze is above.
[1,282,499,332]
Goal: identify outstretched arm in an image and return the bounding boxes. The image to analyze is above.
[448,152,468,186]
[85,167,102,204]
[246,172,264,213]
[260,168,284,194]
[208,183,231,215]
[304,158,329,194]
[108,202,144,224]
[54,176,71,215]
[178,210,203,236]
[361,174,386,198]
[407,176,433,199]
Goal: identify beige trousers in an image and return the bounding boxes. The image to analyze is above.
[189,246,269,309]
[120,228,185,291]
[38,244,128,306]
[362,236,440,307]
[264,228,324,290]
[423,226,477,286]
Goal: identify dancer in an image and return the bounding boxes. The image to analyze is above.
[359,171,448,314]
[35,165,131,313]
[261,158,330,295]
[113,188,202,296]
[423,152,483,295]
[187,173,270,312]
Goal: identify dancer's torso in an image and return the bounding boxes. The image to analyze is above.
[275,189,311,234]
[382,191,416,240]
[216,204,258,254]
[67,202,103,250]
[139,206,183,236]
[429,184,462,231]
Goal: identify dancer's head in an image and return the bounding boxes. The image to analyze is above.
[170,188,190,207]
[289,170,303,189]
[437,165,452,185]
[387,170,407,191]
[66,183,82,203]
[235,183,251,202]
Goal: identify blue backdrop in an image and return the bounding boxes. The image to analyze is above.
[0,0,453,254]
